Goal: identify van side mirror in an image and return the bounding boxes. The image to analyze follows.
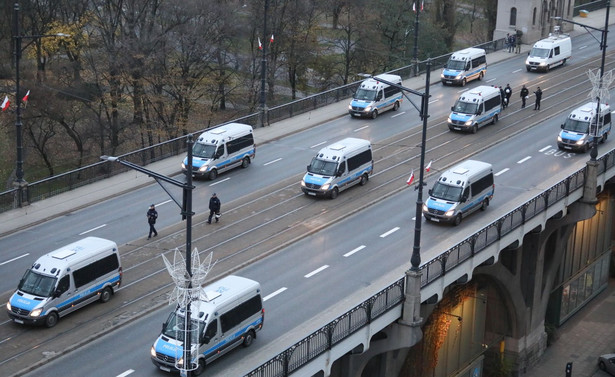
[561,124,565,129]
[53,289,62,298]
[428,189,433,196]
[306,164,310,171]
[162,321,168,332]
[451,106,454,111]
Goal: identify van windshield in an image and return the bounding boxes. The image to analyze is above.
[563,118,590,133]
[162,312,205,342]
[529,47,550,58]
[308,158,338,176]
[192,143,216,159]
[18,270,57,297]
[431,182,463,202]
[452,100,478,115]
[353,88,377,101]
[445,59,466,70]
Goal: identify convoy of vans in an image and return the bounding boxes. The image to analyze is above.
[150,275,264,375]
[301,138,373,199]
[7,237,122,328]
[182,123,256,180]
[448,85,502,133]
[525,28,572,72]
[348,74,403,119]
[441,47,487,86]
[423,160,495,226]
[558,102,612,152]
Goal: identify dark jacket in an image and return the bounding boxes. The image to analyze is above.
[209,196,221,212]
[147,208,158,224]
[520,87,529,98]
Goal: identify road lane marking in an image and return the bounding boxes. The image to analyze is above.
[428,99,439,104]
[263,287,287,301]
[311,141,327,148]
[392,111,406,118]
[539,146,552,152]
[264,158,283,166]
[305,265,329,278]
[578,45,588,50]
[0,253,30,266]
[354,125,369,132]
[79,224,107,235]
[495,168,509,176]
[344,245,366,257]
[512,69,523,73]
[116,370,134,377]
[209,177,230,186]
[380,227,400,238]
[517,156,531,164]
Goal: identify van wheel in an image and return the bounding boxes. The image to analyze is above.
[461,78,467,86]
[526,66,531,72]
[359,174,369,186]
[193,359,205,376]
[241,157,250,168]
[393,101,400,111]
[329,187,339,199]
[481,198,489,211]
[45,311,59,328]
[99,287,113,303]
[208,169,218,180]
[453,214,462,226]
[471,124,478,134]
[242,330,256,348]
[371,110,378,119]
[545,65,550,73]
[562,58,567,66]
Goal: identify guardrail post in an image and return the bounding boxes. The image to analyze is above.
[470,235,477,256]
[440,254,448,275]
[327,322,334,350]
[497,218,503,239]
[521,203,527,224]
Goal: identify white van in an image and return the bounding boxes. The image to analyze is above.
[7,237,122,328]
[301,137,373,199]
[441,47,487,86]
[448,85,502,133]
[150,275,264,375]
[525,29,571,72]
[557,102,612,152]
[182,123,256,180]
[348,74,403,119]
[423,160,494,226]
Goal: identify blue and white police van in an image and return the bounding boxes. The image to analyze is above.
[558,102,612,152]
[448,85,502,133]
[441,47,487,86]
[348,74,402,119]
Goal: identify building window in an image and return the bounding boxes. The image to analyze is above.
[510,7,517,26]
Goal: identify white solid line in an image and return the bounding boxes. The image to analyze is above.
[344,245,366,257]
[79,224,107,235]
[311,141,327,148]
[578,45,588,50]
[116,370,135,377]
[495,168,509,176]
[209,177,230,186]
[517,156,532,164]
[512,69,523,73]
[0,253,30,266]
[380,227,400,238]
[539,146,551,152]
[263,287,287,301]
[264,158,283,166]
[354,125,369,132]
[391,111,406,118]
[305,265,329,278]
[428,99,439,104]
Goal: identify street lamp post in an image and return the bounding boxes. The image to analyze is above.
[12,2,69,207]
[412,0,422,77]
[257,0,269,128]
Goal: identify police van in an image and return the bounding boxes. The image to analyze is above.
[182,123,255,180]
[525,28,572,72]
[348,74,403,119]
[448,85,502,133]
[441,47,487,86]
[423,160,494,226]
[557,102,612,152]
[7,237,122,328]
[301,138,373,199]
[151,275,264,376]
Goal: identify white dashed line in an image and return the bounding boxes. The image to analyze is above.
[380,227,400,238]
[354,125,369,132]
[305,265,329,278]
[512,69,523,73]
[264,158,283,166]
[392,111,406,118]
[209,177,230,186]
[495,168,509,176]
[539,146,551,152]
[311,141,327,148]
[116,370,135,377]
[517,156,532,164]
[0,253,30,266]
[263,287,287,301]
[79,224,107,235]
[343,245,366,257]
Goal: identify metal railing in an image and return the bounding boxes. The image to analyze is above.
[0,38,508,213]
[245,150,615,376]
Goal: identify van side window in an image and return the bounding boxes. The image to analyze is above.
[203,319,217,343]
[56,275,70,295]
[462,186,470,200]
[220,295,262,333]
[470,174,494,195]
[554,46,560,56]
[383,85,401,98]
[337,161,347,175]
[73,254,120,289]
[604,111,611,126]
[347,149,372,171]
[226,134,254,154]
[215,145,224,158]
[376,91,383,101]
[484,96,501,112]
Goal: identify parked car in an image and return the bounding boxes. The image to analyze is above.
[599,354,615,375]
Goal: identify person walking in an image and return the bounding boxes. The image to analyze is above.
[520,85,529,108]
[208,193,221,224]
[499,86,506,108]
[534,87,543,110]
[504,84,512,108]
[147,204,158,239]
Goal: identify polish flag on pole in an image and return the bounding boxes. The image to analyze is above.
[406,170,415,185]
[1,96,9,111]
[413,0,424,12]
[270,34,274,43]
[22,90,30,103]
[258,37,263,50]
[425,160,432,172]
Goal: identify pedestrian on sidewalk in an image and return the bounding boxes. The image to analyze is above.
[208,193,221,224]
[147,204,158,239]
[534,87,543,110]
[515,32,522,53]
[520,85,529,108]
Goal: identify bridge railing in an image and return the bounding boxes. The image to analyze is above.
[247,151,615,376]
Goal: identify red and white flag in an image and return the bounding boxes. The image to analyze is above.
[258,37,263,50]
[413,0,424,12]
[1,96,9,111]
[406,170,415,185]
[270,34,274,43]
[22,90,30,103]
[425,160,432,172]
